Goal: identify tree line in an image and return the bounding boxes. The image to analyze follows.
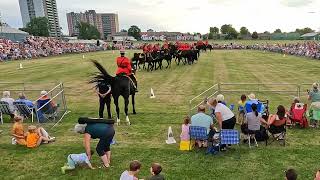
[207,24,315,40]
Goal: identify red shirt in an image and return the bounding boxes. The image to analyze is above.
[116,56,132,75]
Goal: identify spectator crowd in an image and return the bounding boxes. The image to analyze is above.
[212,41,320,59]
[0,36,135,61]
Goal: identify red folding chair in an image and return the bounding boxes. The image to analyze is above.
[289,103,308,128]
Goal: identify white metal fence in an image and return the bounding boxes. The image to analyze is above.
[0,82,69,128]
[189,82,314,114]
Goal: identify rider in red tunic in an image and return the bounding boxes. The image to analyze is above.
[116,49,132,76]
[116,49,138,91]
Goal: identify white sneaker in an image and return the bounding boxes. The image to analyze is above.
[11,138,17,145]
[49,137,56,141]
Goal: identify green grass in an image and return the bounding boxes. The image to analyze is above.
[0,50,320,179]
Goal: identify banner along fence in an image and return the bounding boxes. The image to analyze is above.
[189,83,314,115]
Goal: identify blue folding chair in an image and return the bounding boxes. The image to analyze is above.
[13,102,38,123]
[189,126,208,150]
[37,99,57,123]
[220,129,241,158]
[0,101,13,124]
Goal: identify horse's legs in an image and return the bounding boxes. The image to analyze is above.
[114,96,120,125]
[124,96,130,125]
[132,94,136,114]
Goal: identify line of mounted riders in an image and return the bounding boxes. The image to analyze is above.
[131,41,213,71]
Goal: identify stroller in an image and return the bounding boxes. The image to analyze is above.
[288,103,308,128]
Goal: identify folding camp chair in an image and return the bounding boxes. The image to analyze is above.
[259,100,269,117]
[0,101,14,124]
[189,126,208,151]
[266,122,286,146]
[219,129,240,158]
[13,102,38,123]
[289,103,308,128]
[37,99,57,123]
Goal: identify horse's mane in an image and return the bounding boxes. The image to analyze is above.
[89,60,113,88]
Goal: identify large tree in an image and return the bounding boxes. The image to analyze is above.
[252,31,258,39]
[240,27,250,35]
[295,27,314,35]
[220,24,238,39]
[274,29,282,33]
[20,17,50,36]
[77,22,100,40]
[128,25,141,40]
[210,27,219,34]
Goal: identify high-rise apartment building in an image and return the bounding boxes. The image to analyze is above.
[66,10,119,39]
[18,0,61,37]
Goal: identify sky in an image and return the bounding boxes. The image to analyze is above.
[0,0,320,35]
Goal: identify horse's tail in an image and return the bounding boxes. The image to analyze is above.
[89,60,113,86]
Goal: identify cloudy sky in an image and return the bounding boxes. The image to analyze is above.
[1,0,320,34]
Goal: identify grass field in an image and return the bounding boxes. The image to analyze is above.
[0,50,320,179]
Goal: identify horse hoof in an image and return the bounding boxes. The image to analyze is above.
[133,111,137,115]
[117,119,120,126]
[127,121,131,125]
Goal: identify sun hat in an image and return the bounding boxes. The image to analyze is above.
[248,93,256,100]
[28,125,37,131]
[40,90,47,96]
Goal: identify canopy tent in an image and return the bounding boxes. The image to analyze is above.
[0,26,29,42]
[300,32,320,40]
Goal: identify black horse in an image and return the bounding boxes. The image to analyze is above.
[90,60,136,125]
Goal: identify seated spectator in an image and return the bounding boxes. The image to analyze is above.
[237,94,247,124]
[147,163,165,180]
[11,116,26,145]
[285,168,297,180]
[191,105,214,147]
[15,93,34,108]
[246,104,268,133]
[267,105,287,135]
[308,83,320,103]
[37,90,57,108]
[180,116,190,141]
[120,160,142,180]
[37,90,57,122]
[315,169,320,180]
[1,91,15,118]
[242,104,268,142]
[245,93,265,114]
[26,125,55,148]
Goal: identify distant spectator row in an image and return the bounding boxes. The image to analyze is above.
[212,41,320,60]
[0,37,140,61]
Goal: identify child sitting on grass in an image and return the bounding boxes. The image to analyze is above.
[120,160,142,180]
[61,150,95,174]
[147,163,165,180]
[26,125,55,148]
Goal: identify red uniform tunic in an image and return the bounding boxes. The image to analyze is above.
[116,56,132,76]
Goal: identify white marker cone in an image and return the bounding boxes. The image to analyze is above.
[283,54,286,57]
[82,55,85,59]
[112,50,115,54]
[150,88,155,98]
[166,126,176,144]
[19,63,23,69]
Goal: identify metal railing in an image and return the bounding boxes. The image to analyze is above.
[188,82,314,114]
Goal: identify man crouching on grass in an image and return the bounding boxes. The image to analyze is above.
[61,150,95,174]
